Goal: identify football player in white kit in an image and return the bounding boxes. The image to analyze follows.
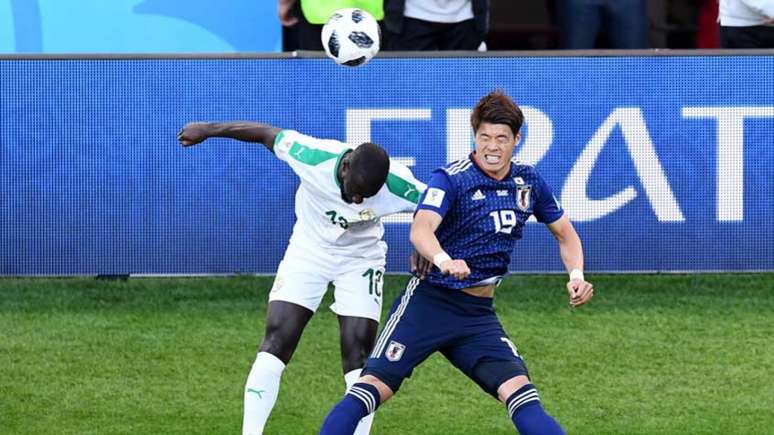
[178,121,426,435]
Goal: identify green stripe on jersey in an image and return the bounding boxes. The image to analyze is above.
[288,141,338,166]
[386,173,421,203]
[274,130,286,149]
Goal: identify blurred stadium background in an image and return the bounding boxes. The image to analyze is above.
[1,1,773,434]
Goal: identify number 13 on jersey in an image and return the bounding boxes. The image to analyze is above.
[362,268,384,296]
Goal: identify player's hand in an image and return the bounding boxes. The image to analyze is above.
[567,279,593,307]
[410,251,432,279]
[439,259,470,280]
[178,122,212,147]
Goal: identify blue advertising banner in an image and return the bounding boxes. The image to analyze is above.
[1,55,772,275]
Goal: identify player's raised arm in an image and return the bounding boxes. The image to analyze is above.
[177,121,282,152]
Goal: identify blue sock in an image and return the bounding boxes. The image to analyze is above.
[320,382,380,435]
[506,384,565,435]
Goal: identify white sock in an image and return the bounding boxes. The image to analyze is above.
[345,368,375,435]
[242,352,286,435]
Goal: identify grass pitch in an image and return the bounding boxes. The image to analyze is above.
[1,274,773,434]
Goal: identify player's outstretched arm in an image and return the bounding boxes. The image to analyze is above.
[547,215,593,306]
[177,121,281,152]
[410,210,470,280]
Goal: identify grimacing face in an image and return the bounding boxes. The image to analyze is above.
[474,122,521,178]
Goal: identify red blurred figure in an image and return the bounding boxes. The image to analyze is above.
[697,0,721,48]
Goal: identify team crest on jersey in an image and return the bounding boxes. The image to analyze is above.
[359,209,376,221]
[385,340,406,362]
[516,185,532,211]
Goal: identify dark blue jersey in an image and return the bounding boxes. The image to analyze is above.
[416,154,564,290]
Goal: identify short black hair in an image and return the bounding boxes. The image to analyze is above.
[471,89,524,137]
[349,142,390,197]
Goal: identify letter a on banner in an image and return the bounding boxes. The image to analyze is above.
[562,108,685,222]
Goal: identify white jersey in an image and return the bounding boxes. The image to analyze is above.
[274,130,426,259]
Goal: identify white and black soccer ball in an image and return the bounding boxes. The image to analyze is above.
[321,8,381,67]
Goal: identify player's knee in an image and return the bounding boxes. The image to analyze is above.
[258,326,298,364]
[497,375,532,403]
[340,323,378,371]
[341,339,373,372]
[471,359,530,401]
[359,374,395,404]
[341,352,369,373]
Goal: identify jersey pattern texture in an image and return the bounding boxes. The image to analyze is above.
[416,155,563,289]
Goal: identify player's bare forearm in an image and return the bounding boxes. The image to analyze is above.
[558,232,583,273]
[411,209,470,279]
[178,121,281,152]
[548,215,593,305]
[409,210,445,261]
[547,215,584,272]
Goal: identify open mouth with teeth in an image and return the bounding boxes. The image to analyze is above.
[484,154,501,164]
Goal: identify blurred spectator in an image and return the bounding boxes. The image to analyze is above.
[696,0,721,48]
[280,0,303,51]
[718,0,774,47]
[554,0,649,48]
[279,0,384,50]
[382,0,490,50]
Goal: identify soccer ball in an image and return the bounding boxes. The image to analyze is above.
[321,8,381,67]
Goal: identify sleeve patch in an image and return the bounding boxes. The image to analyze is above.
[423,188,446,208]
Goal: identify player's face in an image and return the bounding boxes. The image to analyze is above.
[338,154,368,204]
[341,178,366,204]
[474,122,520,178]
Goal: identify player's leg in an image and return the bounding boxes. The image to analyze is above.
[338,316,379,373]
[243,245,331,435]
[330,257,383,434]
[321,277,443,434]
[338,315,379,435]
[244,301,314,435]
[331,257,384,373]
[440,298,563,435]
[499,375,565,435]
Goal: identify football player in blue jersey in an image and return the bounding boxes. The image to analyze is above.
[320,90,594,435]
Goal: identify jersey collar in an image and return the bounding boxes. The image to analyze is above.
[334,148,354,188]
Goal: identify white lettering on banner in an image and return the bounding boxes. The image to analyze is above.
[445,107,554,165]
[346,109,432,145]
[446,109,473,162]
[562,108,685,222]
[682,107,774,222]
[346,109,431,224]
[348,106,772,225]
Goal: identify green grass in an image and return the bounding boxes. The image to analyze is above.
[1,274,773,434]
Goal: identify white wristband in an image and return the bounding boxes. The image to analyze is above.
[432,252,452,269]
[570,269,584,281]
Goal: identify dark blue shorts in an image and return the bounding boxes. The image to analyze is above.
[363,277,529,397]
